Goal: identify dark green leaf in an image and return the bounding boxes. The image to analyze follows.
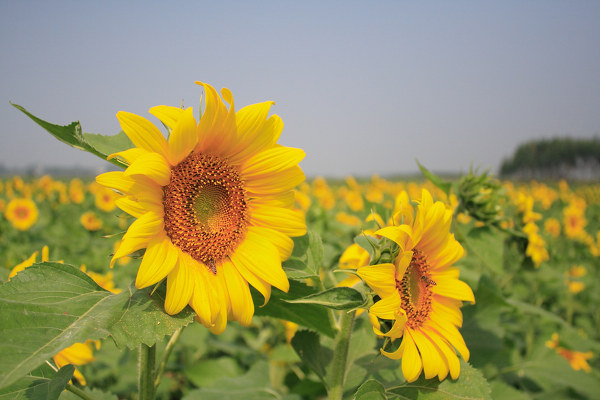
[0,263,195,389]
[388,360,491,399]
[251,281,336,338]
[59,387,119,400]
[306,231,325,277]
[184,357,242,388]
[284,287,365,310]
[11,103,131,168]
[353,379,387,400]
[290,330,332,384]
[416,160,452,197]
[0,365,74,400]
[183,361,279,400]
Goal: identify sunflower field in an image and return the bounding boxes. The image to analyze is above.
[1,86,599,400]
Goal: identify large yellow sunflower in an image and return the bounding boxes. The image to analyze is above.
[357,189,474,382]
[96,82,306,334]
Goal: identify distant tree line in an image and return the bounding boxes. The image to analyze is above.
[500,137,600,180]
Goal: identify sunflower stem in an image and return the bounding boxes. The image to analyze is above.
[138,343,156,400]
[154,326,184,389]
[65,383,95,400]
[328,310,356,400]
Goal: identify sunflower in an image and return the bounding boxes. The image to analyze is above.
[80,211,103,231]
[96,82,306,334]
[4,197,39,231]
[357,189,474,382]
[53,340,98,385]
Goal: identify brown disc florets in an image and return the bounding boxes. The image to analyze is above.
[396,249,435,328]
[163,152,248,272]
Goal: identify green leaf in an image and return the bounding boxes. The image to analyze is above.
[283,258,319,280]
[388,360,491,399]
[0,365,74,400]
[306,231,325,276]
[11,103,132,168]
[488,381,531,400]
[416,160,452,197]
[0,263,195,389]
[516,341,600,399]
[284,287,365,310]
[290,330,332,384]
[59,387,119,400]
[505,298,570,328]
[460,226,504,274]
[108,283,195,349]
[183,361,279,400]
[184,357,242,388]
[353,379,387,400]
[251,280,336,338]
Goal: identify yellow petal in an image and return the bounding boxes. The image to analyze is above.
[375,225,412,249]
[241,147,305,177]
[432,278,475,303]
[167,107,197,165]
[107,148,147,166]
[221,259,254,325]
[231,254,272,306]
[244,165,305,195]
[124,152,171,186]
[249,204,306,237]
[231,230,289,293]
[148,105,186,130]
[189,262,215,326]
[356,263,397,298]
[96,171,134,194]
[429,319,470,361]
[402,331,424,382]
[111,211,163,267]
[228,103,280,164]
[247,226,294,261]
[135,236,178,289]
[411,329,443,380]
[164,257,194,315]
[116,111,169,158]
[9,251,38,279]
[369,291,402,320]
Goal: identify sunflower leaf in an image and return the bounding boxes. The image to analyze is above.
[251,281,336,338]
[0,365,74,400]
[290,330,331,385]
[283,287,366,310]
[10,103,130,168]
[387,360,491,399]
[0,262,194,389]
[353,379,387,400]
[416,160,452,197]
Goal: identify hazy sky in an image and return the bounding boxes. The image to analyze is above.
[1,1,599,177]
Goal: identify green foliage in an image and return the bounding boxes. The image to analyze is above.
[11,104,132,168]
[0,365,74,400]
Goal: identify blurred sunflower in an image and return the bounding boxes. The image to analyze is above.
[357,189,474,382]
[80,211,103,231]
[95,186,118,212]
[97,82,306,333]
[4,198,39,231]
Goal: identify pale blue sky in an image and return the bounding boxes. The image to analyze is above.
[1,1,599,177]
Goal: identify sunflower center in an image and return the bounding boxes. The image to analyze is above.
[396,249,434,329]
[163,153,248,272]
[15,206,30,220]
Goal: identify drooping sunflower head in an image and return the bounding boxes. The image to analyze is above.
[97,82,306,334]
[357,189,474,383]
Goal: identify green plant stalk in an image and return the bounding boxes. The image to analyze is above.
[65,383,95,400]
[154,326,184,389]
[139,344,156,400]
[328,310,356,400]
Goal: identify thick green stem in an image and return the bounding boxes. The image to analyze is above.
[138,344,156,400]
[154,327,184,389]
[64,383,95,400]
[328,310,356,400]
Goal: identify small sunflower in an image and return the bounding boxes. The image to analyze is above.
[80,211,103,231]
[4,198,39,231]
[97,82,306,333]
[357,189,474,382]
